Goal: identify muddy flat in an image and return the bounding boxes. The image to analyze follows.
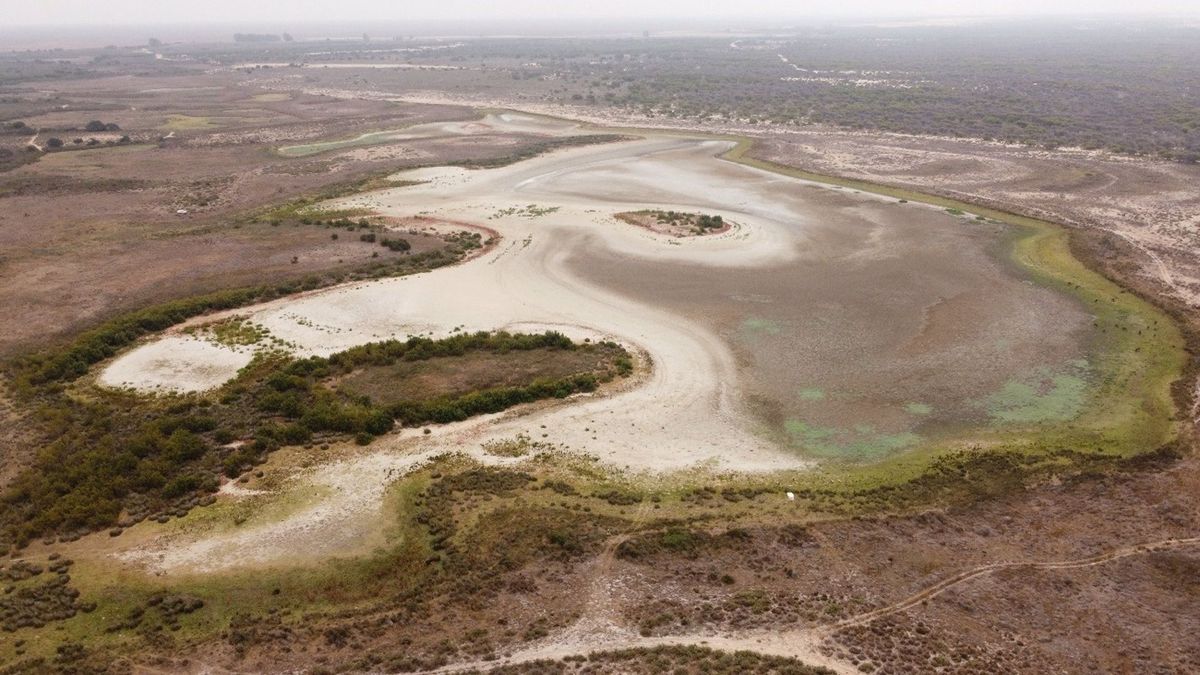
[565,155,1090,457]
[103,114,1092,471]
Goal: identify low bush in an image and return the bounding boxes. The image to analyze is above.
[380,237,411,252]
[616,526,752,561]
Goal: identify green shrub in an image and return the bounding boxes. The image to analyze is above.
[380,237,410,252]
[162,475,202,499]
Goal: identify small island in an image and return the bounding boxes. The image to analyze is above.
[615,209,733,237]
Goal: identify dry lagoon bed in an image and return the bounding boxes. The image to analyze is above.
[101,114,1093,573]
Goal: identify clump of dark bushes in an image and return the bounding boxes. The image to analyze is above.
[380,237,411,252]
[616,526,751,561]
[1,557,87,633]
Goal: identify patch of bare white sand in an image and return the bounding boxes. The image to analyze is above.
[118,450,435,573]
[97,335,253,393]
[119,418,557,574]
[391,165,472,188]
[446,630,857,675]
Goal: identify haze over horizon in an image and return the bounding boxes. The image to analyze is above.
[7,0,1200,27]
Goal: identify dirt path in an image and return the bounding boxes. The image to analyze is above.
[528,500,656,654]
[1111,229,1181,299]
[434,499,850,674]
[834,535,1200,629]
[435,535,1200,674]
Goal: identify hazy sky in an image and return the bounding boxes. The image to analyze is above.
[8,0,1199,25]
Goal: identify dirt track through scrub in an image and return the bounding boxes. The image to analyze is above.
[832,535,1200,629]
[436,535,1200,674]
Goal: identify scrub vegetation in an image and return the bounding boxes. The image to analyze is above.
[0,440,1186,670]
[425,21,1200,161]
[0,332,629,550]
[481,646,836,673]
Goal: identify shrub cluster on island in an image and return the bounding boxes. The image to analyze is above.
[615,210,730,237]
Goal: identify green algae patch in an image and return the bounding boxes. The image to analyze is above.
[784,419,837,446]
[984,366,1088,424]
[905,402,934,416]
[741,317,783,335]
[797,388,826,401]
[784,419,922,459]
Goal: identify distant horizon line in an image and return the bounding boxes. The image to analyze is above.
[4,11,1199,30]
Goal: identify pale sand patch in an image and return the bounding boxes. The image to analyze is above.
[442,629,857,675]
[388,165,472,188]
[118,449,434,573]
[217,481,265,498]
[118,415,574,574]
[97,335,253,393]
